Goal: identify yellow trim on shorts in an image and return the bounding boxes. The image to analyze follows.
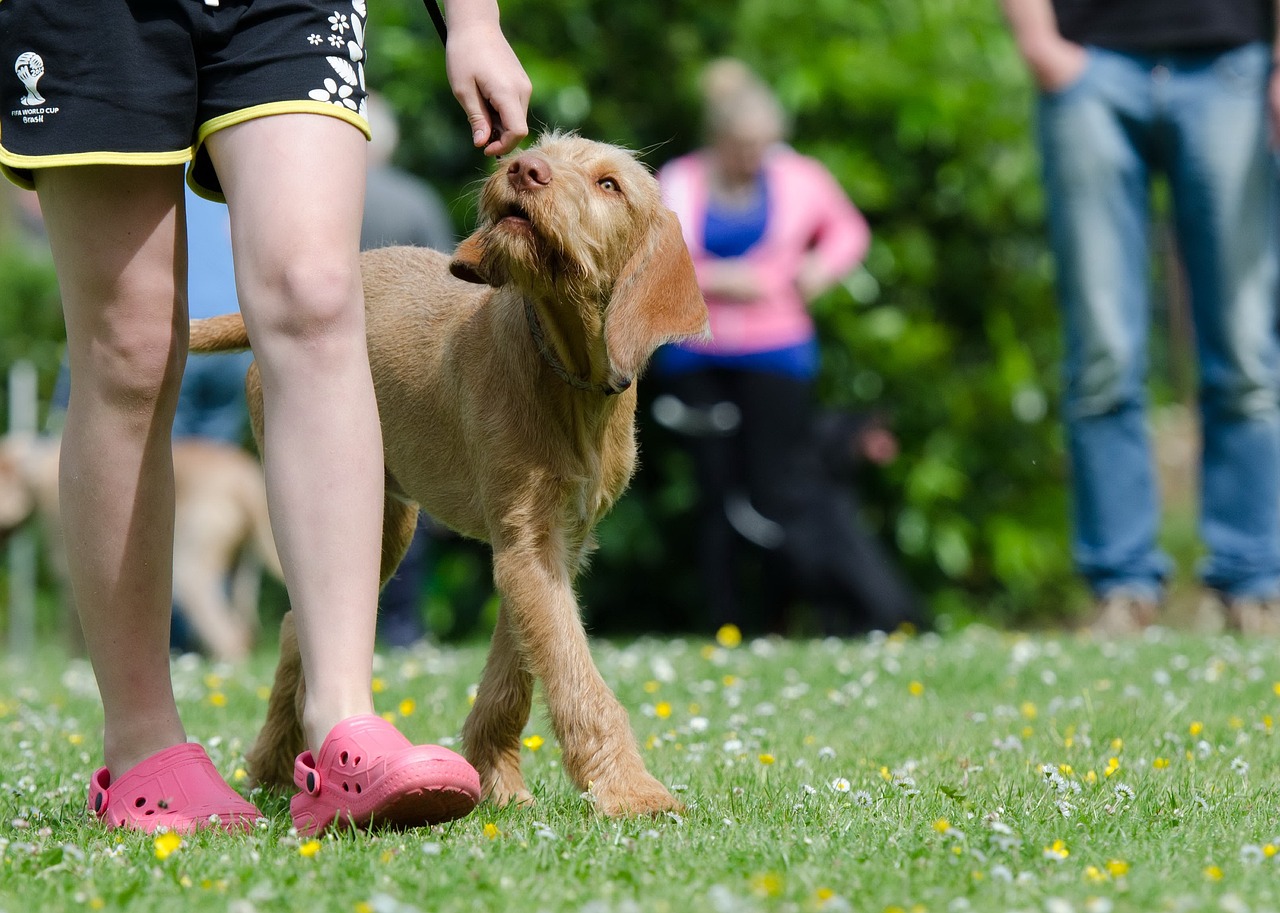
[189,100,372,203]
[0,147,194,190]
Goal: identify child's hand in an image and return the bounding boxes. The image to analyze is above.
[444,18,531,156]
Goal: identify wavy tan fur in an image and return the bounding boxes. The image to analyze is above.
[194,134,708,816]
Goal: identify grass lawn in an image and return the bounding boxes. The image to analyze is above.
[1,625,1277,913]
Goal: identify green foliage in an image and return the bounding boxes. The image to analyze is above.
[0,244,62,429]
[0,0,1084,633]
[365,0,1079,627]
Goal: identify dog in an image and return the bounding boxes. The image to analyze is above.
[0,433,281,662]
[188,133,708,816]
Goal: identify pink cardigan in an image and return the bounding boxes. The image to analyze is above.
[658,146,870,355]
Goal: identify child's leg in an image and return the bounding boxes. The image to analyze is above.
[205,115,383,754]
[34,165,189,776]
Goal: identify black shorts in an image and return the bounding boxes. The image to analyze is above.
[0,0,371,200]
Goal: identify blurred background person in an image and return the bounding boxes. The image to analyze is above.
[361,92,456,648]
[1000,0,1280,635]
[653,58,922,637]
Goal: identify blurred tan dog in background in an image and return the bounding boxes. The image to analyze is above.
[191,133,707,816]
[0,433,281,662]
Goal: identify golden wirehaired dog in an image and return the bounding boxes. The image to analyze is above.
[188,133,708,815]
[0,433,281,661]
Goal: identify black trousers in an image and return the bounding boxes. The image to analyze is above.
[661,367,921,636]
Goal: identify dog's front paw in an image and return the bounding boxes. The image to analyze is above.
[474,753,534,809]
[588,771,683,818]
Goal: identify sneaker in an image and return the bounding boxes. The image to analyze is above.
[1085,591,1158,637]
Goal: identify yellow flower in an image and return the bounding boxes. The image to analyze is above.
[758,753,775,766]
[1263,844,1278,859]
[722,675,738,687]
[208,692,227,708]
[716,624,742,648]
[1153,757,1170,770]
[203,673,224,690]
[1044,839,1069,860]
[1058,763,1073,775]
[655,701,672,720]
[522,734,544,751]
[398,698,416,717]
[1110,737,1123,751]
[1189,721,1204,737]
[233,768,247,782]
[356,903,374,913]
[380,711,396,723]
[933,818,950,834]
[815,887,835,906]
[908,681,925,697]
[748,871,783,897]
[1085,770,1098,784]
[1020,701,1037,720]
[1273,682,1280,697]
[68,733,84,746]
[153,832,183,860]
[256,685,272,701]
[1229,716,1244,730]
[89,899,105,910]
[299,839,322,857]
[483,822,501,840]
[1084,865,1107,884]
[1204,865,1223,881]
[1104,757,1120,777]
[371,677,386,694]
[700,644,717,660]
[643,680,660,694]
[1106,859,1130,877]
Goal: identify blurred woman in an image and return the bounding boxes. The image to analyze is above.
[655,58,920,636]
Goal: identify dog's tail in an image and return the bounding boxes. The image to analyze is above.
[190,314,251,353]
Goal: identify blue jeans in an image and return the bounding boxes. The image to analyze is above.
[1037,42,1280,600]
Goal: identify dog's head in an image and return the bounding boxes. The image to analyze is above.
[451,133,708,390]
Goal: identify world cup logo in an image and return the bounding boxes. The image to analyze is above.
[15,52,46,107]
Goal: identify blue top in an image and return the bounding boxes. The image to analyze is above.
[702,176,769,257]
[655,173,819,380]
[186,187,239,320]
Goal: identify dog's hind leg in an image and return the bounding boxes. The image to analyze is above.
[484,535,681,817]
[380,495,420,588]
[461,604,534,807]
[245,610,307,788]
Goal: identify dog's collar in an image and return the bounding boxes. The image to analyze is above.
[523,298,628,396]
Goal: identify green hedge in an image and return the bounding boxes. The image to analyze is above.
[1,0,1101,637]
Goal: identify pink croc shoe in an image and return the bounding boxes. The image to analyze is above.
[291,715,480,836]
[88,742,262,833]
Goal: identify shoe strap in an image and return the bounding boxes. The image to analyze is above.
[294,752,323,796]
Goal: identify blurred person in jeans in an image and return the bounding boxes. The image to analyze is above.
[655,59,921,636]
[1001,0,1280,634]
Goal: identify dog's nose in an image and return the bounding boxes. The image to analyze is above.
[507,154,552,190]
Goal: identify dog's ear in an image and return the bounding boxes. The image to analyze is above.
[450,233,501,286]
[605,209,708,387]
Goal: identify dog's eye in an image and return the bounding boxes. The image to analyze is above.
[597,177,620,193]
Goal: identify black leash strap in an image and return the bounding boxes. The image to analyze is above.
[423,0,448,43]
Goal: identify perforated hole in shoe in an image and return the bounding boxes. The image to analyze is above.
[135,797,146,808]
[339,751,349,766]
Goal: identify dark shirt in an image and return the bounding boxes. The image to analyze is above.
[1051,0,1273,52]
[360,165,454,252]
